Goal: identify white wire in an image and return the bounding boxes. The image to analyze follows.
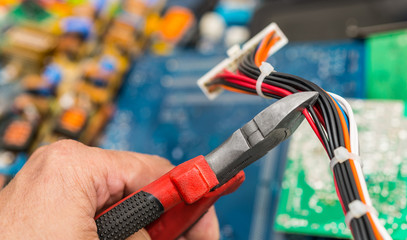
[328,93,371,204]
[328,92,358,154]
[371,213,393,240]
[329,93,392,239]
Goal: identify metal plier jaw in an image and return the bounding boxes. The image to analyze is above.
[206,91,319,186]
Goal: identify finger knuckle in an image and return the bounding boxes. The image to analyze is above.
[151,155,173,166]
[29,144,48,159]
[43,139,84,165]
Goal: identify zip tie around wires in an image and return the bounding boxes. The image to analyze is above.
[256,62,274,98]
[345,200,379,227]
[330,146,362,171]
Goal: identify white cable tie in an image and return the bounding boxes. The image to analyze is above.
[330,146,362,171]
[256,62,274,99]
[345,200,378,227]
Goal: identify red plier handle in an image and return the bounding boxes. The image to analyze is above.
[95,155,245,240]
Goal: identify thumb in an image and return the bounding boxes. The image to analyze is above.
[126,229,151,240]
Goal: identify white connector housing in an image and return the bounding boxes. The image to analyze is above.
[197,22,288,100]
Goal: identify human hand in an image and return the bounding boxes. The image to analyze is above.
[0,140,219,240]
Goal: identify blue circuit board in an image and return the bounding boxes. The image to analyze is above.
[101,40,365,239]
[270,40,365,98]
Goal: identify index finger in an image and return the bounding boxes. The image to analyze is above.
[93,149,174,212]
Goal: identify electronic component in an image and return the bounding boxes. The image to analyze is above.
[197,22,288,100]
[0,0,166,159]
[0,26,57,69]
[152,6,195,54]
[159,6,195,44]
[54,107,88,140]
[0,118,35,152]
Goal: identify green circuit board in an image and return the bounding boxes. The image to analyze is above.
[367,30,407,101]
[274,100,407,239]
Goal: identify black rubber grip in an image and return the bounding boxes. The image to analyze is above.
[96,191,164,240]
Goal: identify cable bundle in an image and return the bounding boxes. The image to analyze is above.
[206,32,391,240]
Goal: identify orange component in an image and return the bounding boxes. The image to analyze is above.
[59,107,87,133]
[42,2,72,17]
[3,120,32,147]
[159,6,195,43]
[0,0,20,7]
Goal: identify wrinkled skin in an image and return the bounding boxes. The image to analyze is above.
[0,140,219,240]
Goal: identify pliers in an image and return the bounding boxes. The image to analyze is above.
[95,91,319,240]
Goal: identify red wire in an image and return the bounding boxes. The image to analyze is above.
[217,71,330,155]
[224,71,326,127]
[219,71,292,96]
[313,105,326,128]
[224,78,285,97]
[302,109,328,154]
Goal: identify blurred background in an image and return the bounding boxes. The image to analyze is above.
[1,0,407,239]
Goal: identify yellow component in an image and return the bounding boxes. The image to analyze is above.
[77,81,110,104]
[159,6,194,43]
[104,20,136,52]
[1,26,57,68]
[101,46,129,73]
[53,55,83,97]
[46,3,73,17]
[144,12,161,37]
[0,0,20,7]
[151,40,173,55]
[84,63,99,77]
[22,74,44,90]
[5,27,56,53]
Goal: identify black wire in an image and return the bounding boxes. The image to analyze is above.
[308,107,333,158]
[270,72,343,149]
[334,166,351,210]
[217,75,334,159]
[344,161,360,201]
[358,218,369,240]
[363,216,376,239]
[234,51,378,240]
[239,52,340,152]
[351,220,362,240]
[212,78,334,160]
